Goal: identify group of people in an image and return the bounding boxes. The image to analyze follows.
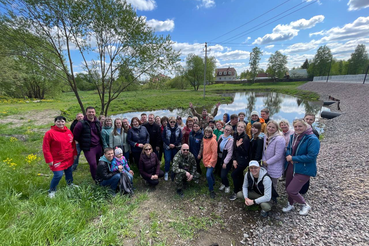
[42,103,320,217]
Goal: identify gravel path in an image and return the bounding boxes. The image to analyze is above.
[240,82,369,246]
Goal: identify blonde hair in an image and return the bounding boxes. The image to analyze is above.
[141,143,153,155]
[293,118,309,127]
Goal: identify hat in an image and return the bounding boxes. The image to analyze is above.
[115,147,123,155]
[249,160,260,167]
[251,111,259,117]
[209,120,215,123]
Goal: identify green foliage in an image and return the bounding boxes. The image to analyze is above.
[266,50,288,80]
[347,44,369,74]
[185,54,216,90]
[301,59,309,69]
[308,45,332,77]
[166,75,190,89]
[249,47,263,82]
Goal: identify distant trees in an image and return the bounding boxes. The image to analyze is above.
[249,47,263,82]
[347,44,369,74]
[266,51,288,81]
[308,45,333,77]
[301,59,309,69]
[185,54,216,91]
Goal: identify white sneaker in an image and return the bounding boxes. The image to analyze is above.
[164,172,168,181]
[69,183,79,188]
[299,203,311,216]
[219,184,225,190]
[48,191,56,198]
[225,186,230,193]
[282,203,295,213]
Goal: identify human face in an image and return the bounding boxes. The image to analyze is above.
[202,110,207,117]
[187,121,193,128]
[237,123,245,134]
[223,114,228,122]
[239,114,245,122]
[193,124,200,132]
[155,116,161,125]
[122,119,129,128]
[141,115,147,122]
[251,115,258,121]
[261,111,269,120]
[76,114,84,121]
[251,126,259,135]
[105,119,112,127]
[86,109,96,121]
[267,123,278,135]
[205,131,212,138]
[105,150,114,161]
[224,126,232,136]
[55,119,66,129]
[304,115,315,126]
[294,122,307,134]
[132,119,139,127]
[148,115,155,125]
[162,120,167,127]
[115,119,122,128]
[193,118,198,123]
[181,146,190,156]
[216,122,222,130]
[169,119,176,127]
[176,117,182,124]
[115,153,123,159]
[249,166,260,177]
[209,122,215,129]
[280,123,289,133]
[231,118,238,126]
[144,146,152,155]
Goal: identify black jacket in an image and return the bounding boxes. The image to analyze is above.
[96,160,119,183]
[142,122,161,148]
[249,136,263,162]
[232,132,250,166]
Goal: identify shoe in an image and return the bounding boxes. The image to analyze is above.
[219,184,225,191]
[229,193,237,201]
[177,189,184,197]
[299,203,311,216]
[260,210,269,217]
[225,186,230,193]
[282,203,295,213]
[69,183,79,188]
[164,172,168,181]
[48,191,56,198]
[210,191,215,199]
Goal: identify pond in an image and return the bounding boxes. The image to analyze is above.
[112,91,325,132]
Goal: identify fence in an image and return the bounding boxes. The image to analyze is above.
[313,74,368,84]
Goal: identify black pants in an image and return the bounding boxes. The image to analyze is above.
[220,162,232,187]
[143,170,165,186]
[231,162,247,193]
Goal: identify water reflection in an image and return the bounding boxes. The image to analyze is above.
[113,92,323,130]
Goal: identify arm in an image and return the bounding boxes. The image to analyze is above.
[101,130,108,149]
[162,128,170,146]
[265,137,285,165]
[144,128,150,144]
[42,132,53,164]
[189,106,201,118]
[292,137,320,163]
[242,172,249,200]
[172,155,186,174]
[127,129,136,148]
[155,155,161,176]
[223,138,234,164]
[198,139,204,157]
[97,161,119,180]
[109,132,114,148]
[211,103,220,117]
[209,139,218,167]
[254,138,264,162]
[72,121,83,143]
[174,128,182,147]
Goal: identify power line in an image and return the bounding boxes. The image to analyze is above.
[209,0,291,42]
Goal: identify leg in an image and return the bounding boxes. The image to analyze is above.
[64,165,73,185]
[72,143,81,171]
[231,163,247,193]
[174,172,186,190]
[164,149,172,173]
[286,174,310,205]
[49,170,64,191]
[123,151,130,164]
[196,158,202,175]
[158,170,165,178]
[220,163,232,187]
[84,145,102,181]
[271,177,278,190]
[100,173,120,192]
[132,152,141,167]
[248,191,272,212]
[206,167,215,191]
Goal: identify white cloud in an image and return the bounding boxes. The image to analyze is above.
[213,50,250,61]
[126,0,156,11]
[217,62,246,68]
[328,38,369,59]
[196,0,215,9]
[242,37,251,44]
[286,54,314,69]
[309,30,326,37]
[253,15,325,45]
[265,45,274,49]
[280,41,319,54]
[172,42,206,56]
[348,0,369,11]
[146,18,175,32]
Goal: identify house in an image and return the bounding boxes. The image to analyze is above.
[288,69,308,79]
[215,67,237,82]
[255,72,271,80]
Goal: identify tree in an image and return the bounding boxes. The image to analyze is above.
[185,54,216,91]
[301,59,309,69]
[249,47,262,82]
[1,0,179,115]
[347,44,369,74]
[308,45,332,77]
[266,51,288,81]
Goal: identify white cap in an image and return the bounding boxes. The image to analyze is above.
[251,111,259,117]
[249,160,260,167]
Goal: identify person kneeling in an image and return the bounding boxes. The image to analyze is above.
[96,148,122,195]
[172,144,200,197]
[243,160,278,217]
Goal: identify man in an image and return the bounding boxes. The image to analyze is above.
[172,144,200,197]
[304,113,319,139]
[243,161,278,217]
[96,148,120,194]
[226,114,238,132]
[246,111,266,138]
[238,112,248,125]
[260,108,270,124]
[189,102,220,129]
[73,106,103,181]
[143,114,161,156]
[70,113,84,171]
[140,113,147,124]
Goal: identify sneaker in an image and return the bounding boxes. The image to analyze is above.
[210,191,216,199]
[282,203,295,213]
[177,189,184,197]
[260,210,269,217]
[229,193,237,201]
[48,191,56,198]
[299,203,311,216]
[164,172,168,181]
[225,186,230,193]
[68,183,79,188]
[219,184,225,191]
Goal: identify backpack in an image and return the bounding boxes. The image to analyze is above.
[119,172,134,196]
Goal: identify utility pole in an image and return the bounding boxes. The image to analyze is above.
[203,42,207,99]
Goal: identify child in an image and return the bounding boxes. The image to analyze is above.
[112,147,134,183]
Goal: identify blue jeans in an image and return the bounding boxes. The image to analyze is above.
[206,167,215,191]
[72,143,81,171]
[49,165,73,191]
[164,148,178,173]
[100,173,120,192]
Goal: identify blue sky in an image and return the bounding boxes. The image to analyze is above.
[127,0,369,75]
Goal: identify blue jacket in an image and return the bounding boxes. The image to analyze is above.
[285,133,320,177]
[188,130,203,158]
[127,126,150,153]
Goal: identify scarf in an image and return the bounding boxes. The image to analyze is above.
[219,134,233,152]
[264,131,281,151]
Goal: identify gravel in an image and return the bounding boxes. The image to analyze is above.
[240,82,369,246]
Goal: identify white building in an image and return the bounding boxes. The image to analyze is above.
[215,67,237,81]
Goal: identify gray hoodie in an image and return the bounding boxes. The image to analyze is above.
[242,167,272,204]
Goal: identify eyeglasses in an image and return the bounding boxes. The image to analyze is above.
[170,121,176,123]
[145,148,152,151]
[182,149,189,152]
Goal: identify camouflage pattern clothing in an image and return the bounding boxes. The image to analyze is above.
[172,151,200,190]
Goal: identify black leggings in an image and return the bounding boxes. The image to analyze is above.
[231,162,247,193]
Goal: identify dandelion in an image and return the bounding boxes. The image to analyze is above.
[25,154,38,165]
[10,137,18,142]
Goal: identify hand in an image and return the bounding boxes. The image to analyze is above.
[129,170,134,175]
[245,198,254,206]
[156,146,160,152]
[236,138,243,147]
[187,174,193,181]
[185,171,190,179]
[118,166,123,172]
[138,143,143,148]
[53,162,61,167]
[216,102,220,108]
[286,155,293,162]
[151,175,158,180]
[197,155,201,160]
[74,155,77,160]
[189,102,193,108]
[222,163,227,169]
[47,162,53,167]
[169,144,175,148]
[262,161,268,167]
[233,160,238,169]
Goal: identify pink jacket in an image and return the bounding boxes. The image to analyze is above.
[262,135,285,178]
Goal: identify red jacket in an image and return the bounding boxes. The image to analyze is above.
[42,125,77,171]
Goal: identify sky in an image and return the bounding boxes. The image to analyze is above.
[126,0,369,75]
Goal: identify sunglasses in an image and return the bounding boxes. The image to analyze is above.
[145,148,152,151]
[182,149,189,152]
[170,121,176,123]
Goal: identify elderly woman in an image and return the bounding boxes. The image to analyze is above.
[279,119,294,149]
[262,120,286,189]
[139,144,164,187]
[101,117,113,149]
[283,119,320,216]
[42,116,77,198]
[182,116,193,145]
[162,116,182,181]
[127,117,150,166]
[218,125,234,193]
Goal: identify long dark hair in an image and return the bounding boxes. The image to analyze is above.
[113,118,122,136]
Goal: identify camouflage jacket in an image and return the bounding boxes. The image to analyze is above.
[172,151,197,175]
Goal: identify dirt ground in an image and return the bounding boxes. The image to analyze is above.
[0,109,60,128]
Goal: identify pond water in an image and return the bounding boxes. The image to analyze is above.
[113,91,325,132]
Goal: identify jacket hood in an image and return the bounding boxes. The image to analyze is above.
[99,155,112,164]
[253,167,268,183]
[51,125,68,132]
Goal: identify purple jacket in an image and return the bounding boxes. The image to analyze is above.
[262,135,286,178]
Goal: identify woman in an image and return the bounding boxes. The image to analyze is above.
[213,121,224,141]
[42,116,77,198]
[176,116,185,130]
[223,113,230,125]
[101,117,113,149]
[182,116,193,145]
[127,117,150,166]
[162,116,182,181]
[249,122,264,163]
[189,122,203,175]
[200,127,218,198]
[230,122,250,201]
[218,125,234,194]
[139,144,164,187]
[246,111,266,139]
[109,118,130,160]
[283,119,320,216]
[122,118,131,160]
[262,120,285,189]
[279,120,294,149]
